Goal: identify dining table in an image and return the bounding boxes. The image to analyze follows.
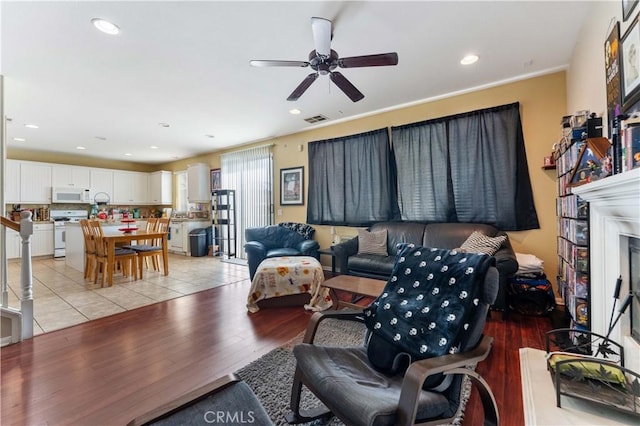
[103,230,169,286]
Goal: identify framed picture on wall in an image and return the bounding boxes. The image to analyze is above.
[621,13,640,109]
[623,0,639,21]
[280,166,304,205]
[211,168,221,190]
[605,20,622,131]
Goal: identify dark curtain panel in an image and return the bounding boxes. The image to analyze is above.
[307,128,394,226]
[391,120,451,221]
[391,102,539,231]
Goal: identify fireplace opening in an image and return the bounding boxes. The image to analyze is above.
[631,237,640,344]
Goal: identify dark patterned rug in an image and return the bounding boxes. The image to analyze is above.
[235,318,470,425]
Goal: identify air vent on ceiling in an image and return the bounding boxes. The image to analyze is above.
[303,115,329,124]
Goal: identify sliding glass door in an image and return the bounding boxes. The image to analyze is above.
[220,145,274,259]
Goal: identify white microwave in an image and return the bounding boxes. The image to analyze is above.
[52,187,91,204]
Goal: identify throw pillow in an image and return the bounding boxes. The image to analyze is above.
[278,222,315,239]
[459,231,506,256]
[357,229,388,256]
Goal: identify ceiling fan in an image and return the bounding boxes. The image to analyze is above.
[250,17,398,102]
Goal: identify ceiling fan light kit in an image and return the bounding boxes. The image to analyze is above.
[250,17,398,102]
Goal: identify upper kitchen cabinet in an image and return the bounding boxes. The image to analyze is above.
[20,162,52,203]
[89,169,113,202]
[5,159,21,203]
[148,171,172,205]
[113,171,148,204]
[51,165,90,189]
[187,163,210,202]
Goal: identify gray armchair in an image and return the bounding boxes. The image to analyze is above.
[286,246,499,426]
[244,224,319,281]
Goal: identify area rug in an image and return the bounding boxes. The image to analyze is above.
[235,318,471,425]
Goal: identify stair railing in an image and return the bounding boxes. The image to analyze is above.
[1,210,34,342]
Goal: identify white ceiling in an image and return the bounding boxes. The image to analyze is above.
[2,1,594,165]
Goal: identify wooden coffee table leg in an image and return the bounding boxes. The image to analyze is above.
[328,288,340,310]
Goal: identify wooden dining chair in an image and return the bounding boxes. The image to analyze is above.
[130,217,170,279]
[80,219,96,280]
[89,220,138,286]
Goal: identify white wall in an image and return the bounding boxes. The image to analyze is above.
[567,1,633,126]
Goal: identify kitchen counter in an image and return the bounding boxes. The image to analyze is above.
[169,217,211,222]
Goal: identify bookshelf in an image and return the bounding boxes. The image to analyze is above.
[212,189,236,258]
[553,125,609,333]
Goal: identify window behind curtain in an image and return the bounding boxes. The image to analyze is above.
[221,144,274,259]
[391,102,539,231]
[307,128,395,226]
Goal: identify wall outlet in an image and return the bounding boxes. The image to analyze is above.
[277,208,283,216]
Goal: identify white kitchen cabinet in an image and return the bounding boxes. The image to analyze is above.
[187,163,210,202]
[5,159,21,203]
[5,228,21,259]
[90,169,113,201]
[20,162,52,203]
[148,171,172,205]
[113,171,148,204]
[32,223,54,257]
[168,222,185,252]
[5,224,54,258]
[51,165,90,189]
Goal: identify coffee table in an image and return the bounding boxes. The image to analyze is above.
[322,275,386,309]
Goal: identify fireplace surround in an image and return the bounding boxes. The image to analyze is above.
[573,168,640,374]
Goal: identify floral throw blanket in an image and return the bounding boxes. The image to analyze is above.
[247,256,331,313]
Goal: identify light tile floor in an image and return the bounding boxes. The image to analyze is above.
[5,254,250,335]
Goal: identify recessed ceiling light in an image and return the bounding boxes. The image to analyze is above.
[205,134,215,138]
[91,18,120,35]
[460,54,479,65]
[150,145,158,149]
[13,137,26,142]
[124,153,132,156]
[289,109,301,115]
[24,124,39,129]
[95,136,107,141]
[158,122,170,128]
[76,146,86,150]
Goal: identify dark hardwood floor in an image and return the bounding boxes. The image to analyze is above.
[1,280,553,425]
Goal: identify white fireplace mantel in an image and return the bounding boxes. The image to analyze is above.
[573,168,640,374]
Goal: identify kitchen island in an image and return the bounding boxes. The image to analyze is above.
[65,220,148,273]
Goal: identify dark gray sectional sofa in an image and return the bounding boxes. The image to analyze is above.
[331,222,518,313]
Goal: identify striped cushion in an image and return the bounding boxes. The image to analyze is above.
[357,229,388,256]
[459,231,506,256]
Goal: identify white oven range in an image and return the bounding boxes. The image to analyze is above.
[50,210,88,258]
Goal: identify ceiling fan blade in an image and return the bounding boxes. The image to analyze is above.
[250,60,309,68]
[330,71,364,102]
[287,73,319,101]
[338,52,399,68]
[311,17,332,57]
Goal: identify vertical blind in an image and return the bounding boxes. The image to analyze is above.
[221,144,274,259]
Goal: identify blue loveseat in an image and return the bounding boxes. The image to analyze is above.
[244,224,320,280]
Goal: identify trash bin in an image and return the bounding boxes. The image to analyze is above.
[189,228,207,257]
